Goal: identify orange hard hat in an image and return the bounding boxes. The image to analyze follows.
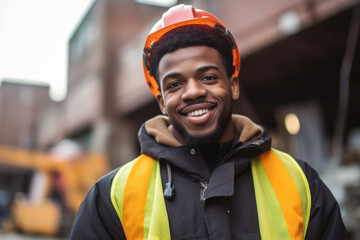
[143,4,240,97]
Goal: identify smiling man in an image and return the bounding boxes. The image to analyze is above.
[157,45,238,145]
[70,4,348,240]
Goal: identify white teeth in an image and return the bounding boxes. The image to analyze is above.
[188,109,209,117]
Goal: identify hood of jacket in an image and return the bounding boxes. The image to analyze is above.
[138,114,271,182]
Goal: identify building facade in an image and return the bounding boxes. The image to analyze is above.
[0,80,50,149]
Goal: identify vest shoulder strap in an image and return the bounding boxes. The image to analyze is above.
[251,148,311,240]
[110,154,170,239]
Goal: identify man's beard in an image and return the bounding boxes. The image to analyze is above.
[171,102,233,146]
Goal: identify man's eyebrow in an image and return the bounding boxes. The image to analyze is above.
[161,65,220,83]
[197,65,220,73]
[161,72,182,83]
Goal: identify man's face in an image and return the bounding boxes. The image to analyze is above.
[156,46,239,145]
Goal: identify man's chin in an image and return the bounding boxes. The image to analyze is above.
[171,111,232,146]
[184,130,222,146]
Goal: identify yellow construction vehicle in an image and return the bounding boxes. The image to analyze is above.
[0,144,109,236]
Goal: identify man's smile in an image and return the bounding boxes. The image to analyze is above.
[178,101,218,125]
[179,101,218,115]
[187,108,209,117]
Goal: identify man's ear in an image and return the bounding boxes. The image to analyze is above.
[230,76,240,101]
[156,93,167,115]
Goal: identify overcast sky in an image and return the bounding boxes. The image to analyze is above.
[0,0,95,101]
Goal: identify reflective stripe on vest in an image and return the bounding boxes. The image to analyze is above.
[110,154,170,239]
[251,148,311,240]
[111,148,311,240]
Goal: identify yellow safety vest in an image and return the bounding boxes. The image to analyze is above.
[110,148,311,240]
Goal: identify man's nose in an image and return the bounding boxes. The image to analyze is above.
[181,79,207,101]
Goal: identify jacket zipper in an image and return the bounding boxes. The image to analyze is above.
[200,182,208,201]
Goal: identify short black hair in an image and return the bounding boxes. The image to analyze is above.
[148,26,235,87]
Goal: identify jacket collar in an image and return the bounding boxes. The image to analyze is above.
[142,114,264,147]
[138,114,271,185]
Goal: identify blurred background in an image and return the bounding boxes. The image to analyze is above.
[0,0,359,239]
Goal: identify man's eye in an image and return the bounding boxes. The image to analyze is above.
[202,75,217,81]
[167,81,182,89]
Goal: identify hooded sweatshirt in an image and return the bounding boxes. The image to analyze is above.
[70,115,348,240]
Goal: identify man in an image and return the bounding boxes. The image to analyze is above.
[70,4,348,239]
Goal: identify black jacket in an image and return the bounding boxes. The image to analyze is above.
[70,115,349,239]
